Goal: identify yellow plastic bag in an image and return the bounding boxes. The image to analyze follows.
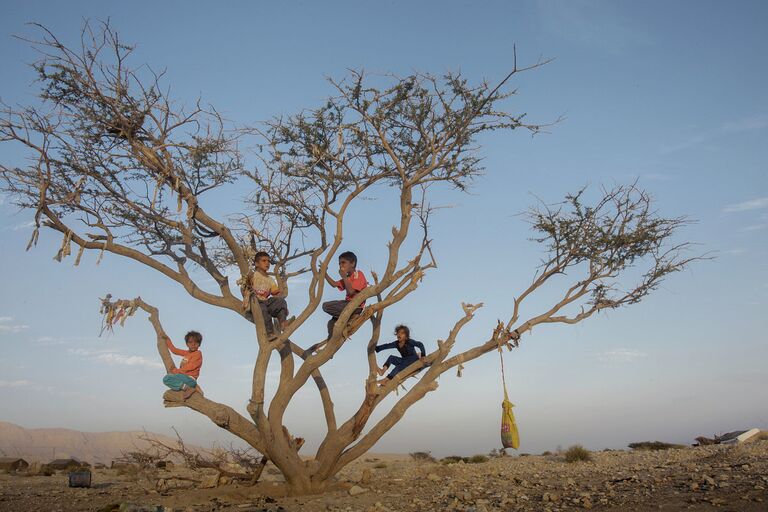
[500,389,520,449]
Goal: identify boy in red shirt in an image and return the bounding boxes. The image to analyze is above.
[321,251,368,341]
[162,331,203,400]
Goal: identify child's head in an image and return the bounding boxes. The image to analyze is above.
[184,330,203,351]
[254,251,271,273]
[338,251,357,274]
[394,324,410,342]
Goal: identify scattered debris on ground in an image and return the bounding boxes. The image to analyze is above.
[1,440,767,511]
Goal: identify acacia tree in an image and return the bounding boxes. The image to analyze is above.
[1,22,696,494]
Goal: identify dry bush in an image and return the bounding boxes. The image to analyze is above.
[488,448,508,458]
[564,445,592,463]
[468,455,489,464]
[115,429,267,485]
[628,441,686,451]
[409,451,437,463]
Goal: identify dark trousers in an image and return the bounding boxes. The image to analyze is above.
[260,297,288,335]
[322,300,362,339]
[383,354,419,379]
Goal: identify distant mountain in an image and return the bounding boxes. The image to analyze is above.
[0,421,202,464]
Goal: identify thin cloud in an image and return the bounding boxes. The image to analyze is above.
[68,347,162,370]
[0,316,29,333]
[536,0,652,54]
[722,115,768,133]
[0,379,34,388]
[662,115,768,155]
[741,224,768,232]
[93,353,163,369]
[723,197,768,213]
[9,220,35,231]
[598,349,647,363]
[35,335,102,346]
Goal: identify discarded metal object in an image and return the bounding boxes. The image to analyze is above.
[68,469,92,488]
[694,427,762,446]
[721,428,761,444]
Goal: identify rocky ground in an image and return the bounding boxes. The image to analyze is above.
[0,441,766,512]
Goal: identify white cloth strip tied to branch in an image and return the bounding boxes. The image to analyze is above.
[74,245,85,266]
[99,295,141,335]
[25,227,39,251]
[54,230,73,262]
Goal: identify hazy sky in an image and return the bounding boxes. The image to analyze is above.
[1,1,766,457]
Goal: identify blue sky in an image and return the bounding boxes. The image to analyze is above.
[0,1,766,456]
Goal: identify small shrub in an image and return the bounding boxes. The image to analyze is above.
[519,453,531,457]
[116,464,141,477]
[541,451,552,456]
[440,455,465,465]
[467,455,488,464]
[564,445,591,463]
[628,441,685,451]
[409,451,437,463]
[373,462,387,469]
[488,448,508,458]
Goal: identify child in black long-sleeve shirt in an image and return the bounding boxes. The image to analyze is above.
[375,324,426,385]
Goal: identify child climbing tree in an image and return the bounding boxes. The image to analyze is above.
[0,21,698,495]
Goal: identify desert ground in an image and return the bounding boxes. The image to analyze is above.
[1,441,766,512]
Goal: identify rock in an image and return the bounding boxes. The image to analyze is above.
[199,473,220,489]
[360,468,372,485]
[117,505,166,512]
[349,485,368,496]
[427,473,441,482]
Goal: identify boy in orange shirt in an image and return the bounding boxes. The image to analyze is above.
[162,331,203,400]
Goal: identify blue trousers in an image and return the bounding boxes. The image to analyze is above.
[163,373,197,391]
[383,354,419,379]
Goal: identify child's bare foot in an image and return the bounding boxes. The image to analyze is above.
[182,387,197,400]
[281,316,295,330]
[312,340,328,353]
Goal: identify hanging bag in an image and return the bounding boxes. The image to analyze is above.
[499,342,520,449]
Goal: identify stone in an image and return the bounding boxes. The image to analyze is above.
[427,473,441,482]
[360,468,372,485]
[199,473,220,489]
[349,485,368,496]
[118,505,165,512]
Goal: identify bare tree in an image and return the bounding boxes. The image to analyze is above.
[0,22,697,494]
